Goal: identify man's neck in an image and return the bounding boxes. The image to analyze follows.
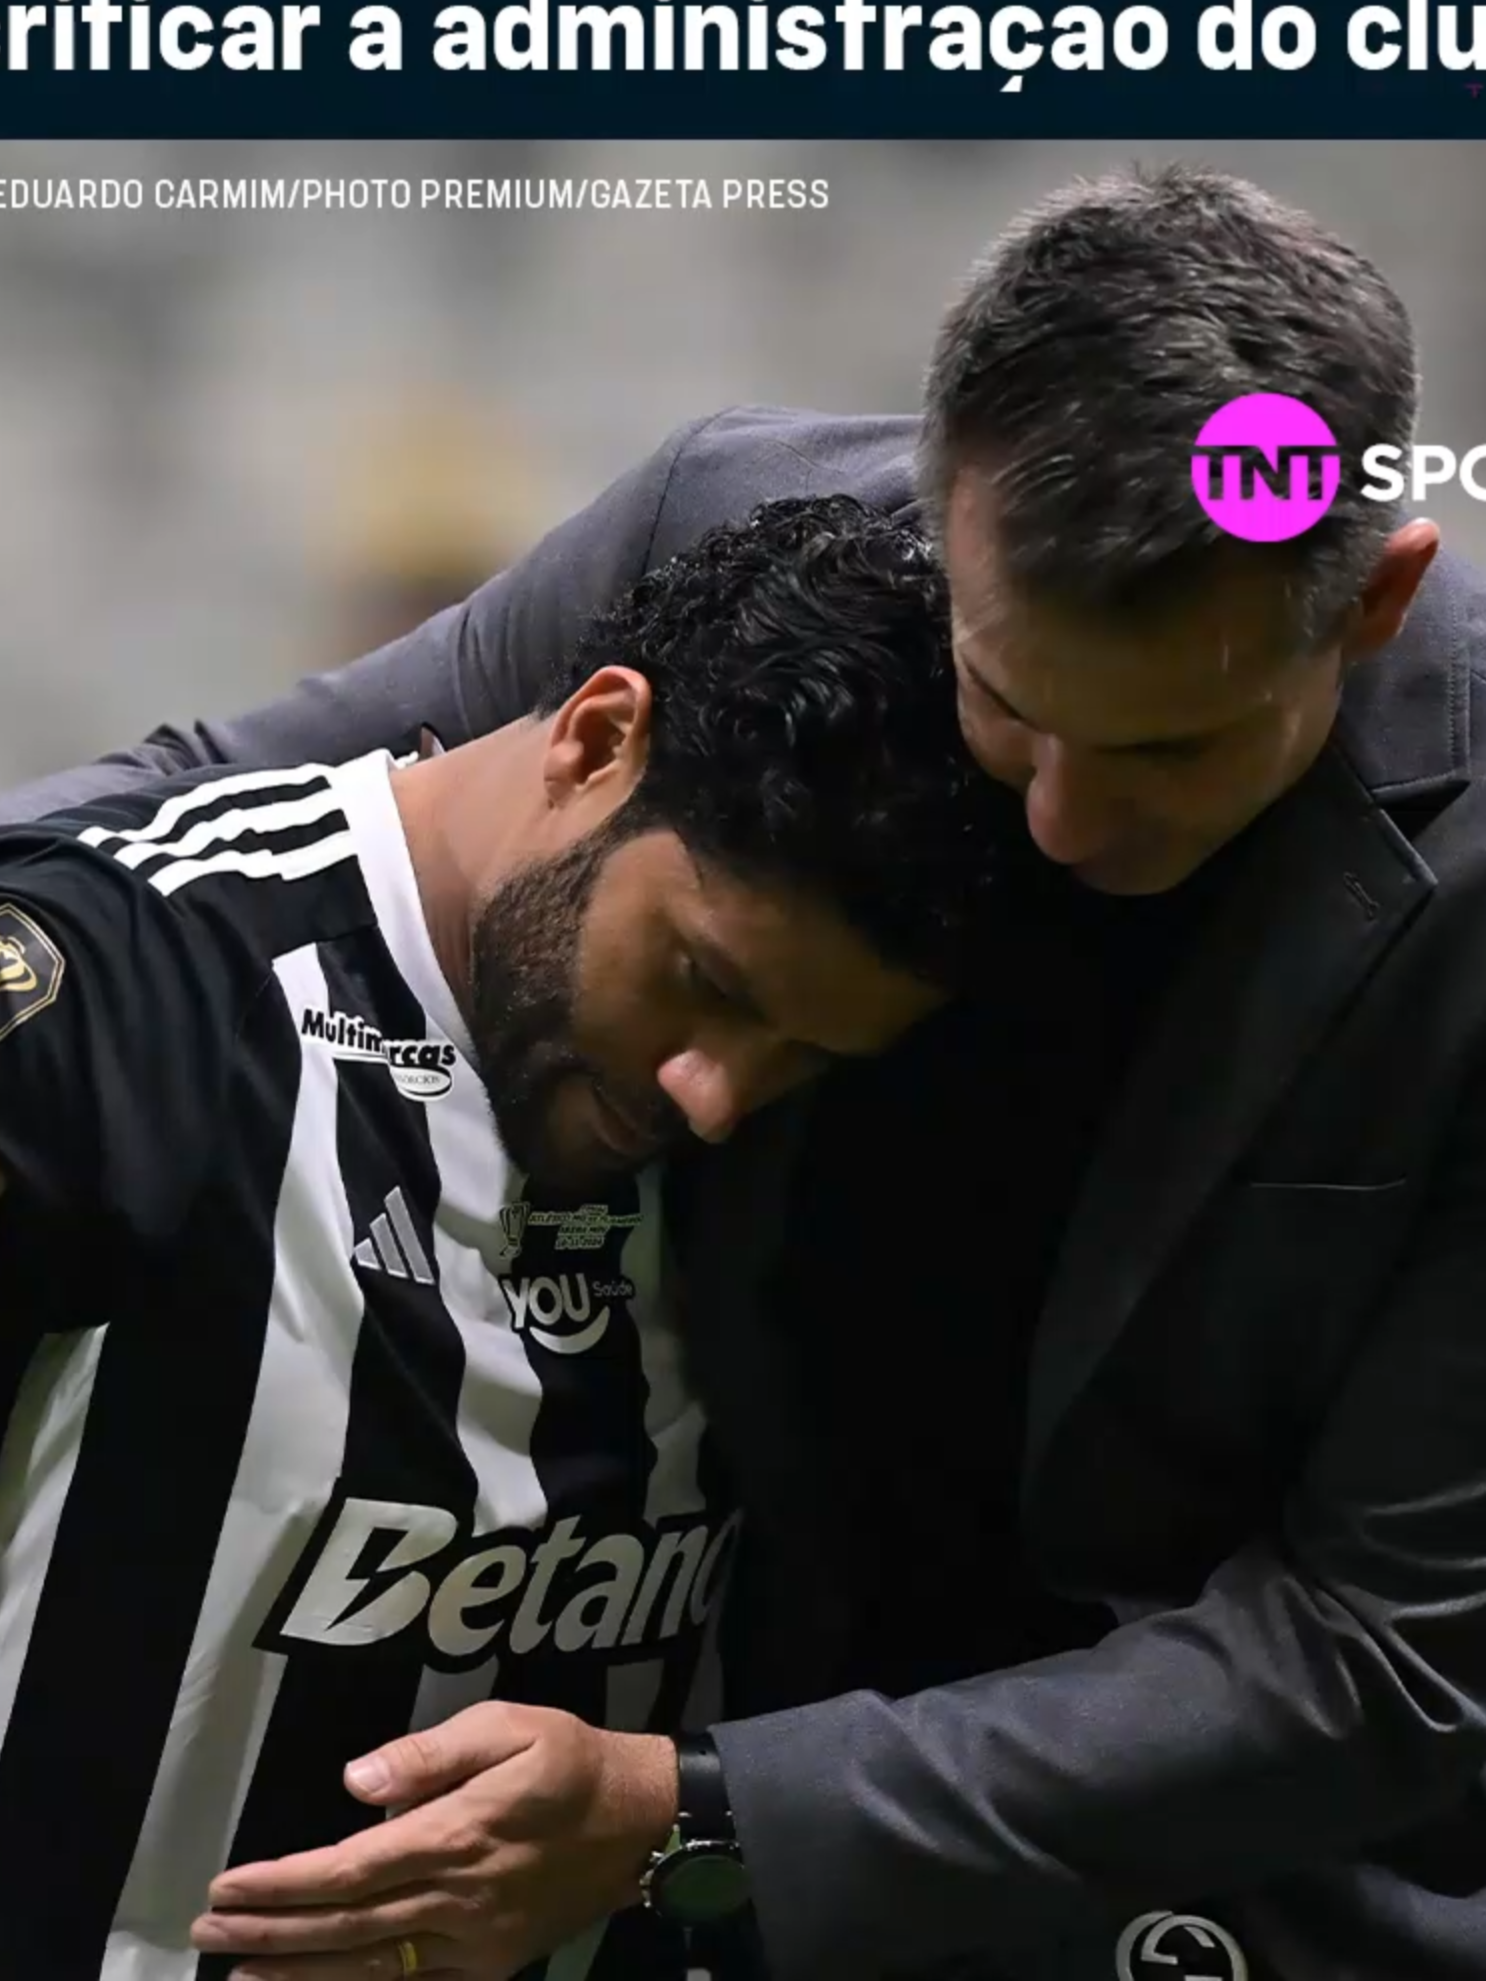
[389,722,544,1030]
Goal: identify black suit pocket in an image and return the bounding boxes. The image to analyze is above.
[1134,1174,1421,1471]
[1241,1176,1410,1195]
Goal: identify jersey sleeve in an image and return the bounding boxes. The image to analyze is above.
[0,829,246,1238]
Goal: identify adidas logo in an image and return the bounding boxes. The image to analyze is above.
[352,1186,434,1285]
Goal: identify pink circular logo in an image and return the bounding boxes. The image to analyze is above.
[1191,393,1340,542]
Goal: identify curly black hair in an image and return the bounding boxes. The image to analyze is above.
[535,494,1036,989]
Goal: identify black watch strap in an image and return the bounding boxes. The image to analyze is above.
[675,1731,734,1843]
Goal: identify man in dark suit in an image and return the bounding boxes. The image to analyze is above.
[9,162,1486,1981]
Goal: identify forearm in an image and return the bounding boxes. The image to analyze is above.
[0,415,710,827]
[0,608,476,827]
[713,1541,1486,1981]
[0,735,207,826]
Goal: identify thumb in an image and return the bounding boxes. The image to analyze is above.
[344,1702,535,1805]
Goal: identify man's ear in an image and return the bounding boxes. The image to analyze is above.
[542,667,653,811]
[1339,520,1440,666]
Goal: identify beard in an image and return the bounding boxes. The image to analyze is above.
[467,822,683,1193]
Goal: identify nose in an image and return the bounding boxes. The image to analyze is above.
[1023,736,1128,869]
[655,1046,752,1145]
[655,1035,797,1146]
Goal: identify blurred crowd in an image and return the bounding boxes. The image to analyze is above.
[2,136,1485,787]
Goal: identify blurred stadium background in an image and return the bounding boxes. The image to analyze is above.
[1,137,1483,789]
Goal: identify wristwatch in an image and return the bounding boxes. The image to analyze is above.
[641,1732,750,1927]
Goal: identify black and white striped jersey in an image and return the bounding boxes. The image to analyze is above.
[0,751,736,1981]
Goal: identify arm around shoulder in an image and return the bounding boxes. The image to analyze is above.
[0,415,722,826]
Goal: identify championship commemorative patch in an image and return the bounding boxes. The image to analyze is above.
[0,903,64,1042]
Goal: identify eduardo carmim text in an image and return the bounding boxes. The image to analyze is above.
[0,176,831,213]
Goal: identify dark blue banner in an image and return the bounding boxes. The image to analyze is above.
[0,0,1483,136]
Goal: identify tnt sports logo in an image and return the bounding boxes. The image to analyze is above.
[1362,443,1486,504]
[1116,1911,1248,1981]
[1191,393,1341,543]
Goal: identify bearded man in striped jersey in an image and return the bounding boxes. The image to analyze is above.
[0,497,1025,1981]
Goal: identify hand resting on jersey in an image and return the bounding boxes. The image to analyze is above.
[190,1701,677,1980]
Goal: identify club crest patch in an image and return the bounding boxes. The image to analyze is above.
[0,903,65,1042]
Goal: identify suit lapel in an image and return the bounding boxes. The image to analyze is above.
[1023,742,1436,1487]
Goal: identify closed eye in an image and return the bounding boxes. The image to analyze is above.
[680,946,770,1027]
[1110,735,1212,764]
[966,678,1025,725]
[681,951,731,1004]
[966,670,1209,764]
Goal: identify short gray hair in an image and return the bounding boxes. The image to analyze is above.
[920,162,1419,654]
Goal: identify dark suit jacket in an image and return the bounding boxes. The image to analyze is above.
[10,407,1486,1981]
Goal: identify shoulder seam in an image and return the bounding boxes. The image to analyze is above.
[641,409,741,572]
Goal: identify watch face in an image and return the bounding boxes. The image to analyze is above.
[653,1844,749,1925]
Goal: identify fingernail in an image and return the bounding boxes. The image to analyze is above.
[346,1755,390,1794]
